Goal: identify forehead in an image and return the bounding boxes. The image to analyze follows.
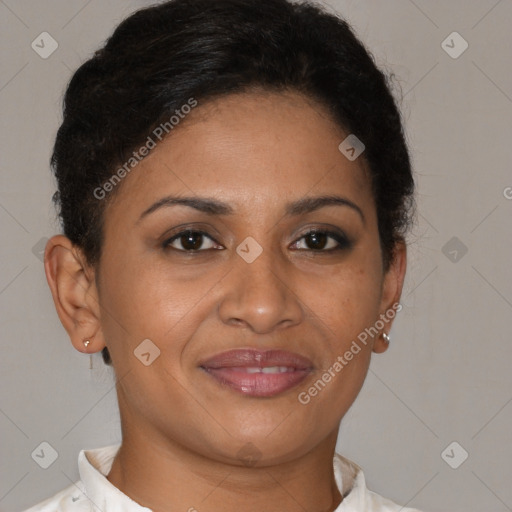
[104,90,373,222]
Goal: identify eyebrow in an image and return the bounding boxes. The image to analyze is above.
[137,194,365,224]
[286,195,365,223]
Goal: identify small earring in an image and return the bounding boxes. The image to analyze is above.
[83,339,91,348]
[382,332,390,344]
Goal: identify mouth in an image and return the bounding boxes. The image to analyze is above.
[199,349,313,398]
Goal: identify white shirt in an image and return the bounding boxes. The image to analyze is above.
[23,443,422,512]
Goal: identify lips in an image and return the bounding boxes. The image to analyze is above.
[199,349,313,398]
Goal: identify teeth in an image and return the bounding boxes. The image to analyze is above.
[244,366,292,374]
[263,366,290,374]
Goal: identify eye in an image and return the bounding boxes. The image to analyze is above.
[163,230,222,252]
[291,230,351,252]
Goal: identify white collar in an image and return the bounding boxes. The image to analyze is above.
[77,443,417,512]
[79,444,152,511]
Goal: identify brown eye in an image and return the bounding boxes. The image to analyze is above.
[304,232,328,250]
[163,230,220,252]
[292,230,351,252]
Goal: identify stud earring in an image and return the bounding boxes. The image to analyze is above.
[382,332,390,344]
[83,339,91,348]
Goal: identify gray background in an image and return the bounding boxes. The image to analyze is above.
[1,1,511,511]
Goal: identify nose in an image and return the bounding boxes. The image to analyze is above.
[217,247,305,335]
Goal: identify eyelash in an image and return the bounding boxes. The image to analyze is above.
[162,229,352,253]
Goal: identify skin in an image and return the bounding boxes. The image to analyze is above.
[45,90,407,512]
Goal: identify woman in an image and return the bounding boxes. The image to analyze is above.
[25,0,420,510]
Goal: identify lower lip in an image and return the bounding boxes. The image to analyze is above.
[201,367,311,397]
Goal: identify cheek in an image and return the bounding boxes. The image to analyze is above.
[97,252,223,357]
[301,257,383,345]
[296,263,378,423]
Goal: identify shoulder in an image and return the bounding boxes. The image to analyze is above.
[333,453,424,512]
[22,443,122,512]
[21,481,90,512]
[364,487,423,512]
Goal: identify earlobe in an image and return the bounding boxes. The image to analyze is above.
[373,241,407,354]
[44,235,106,354]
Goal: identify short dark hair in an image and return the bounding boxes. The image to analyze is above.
[51,0,415,366]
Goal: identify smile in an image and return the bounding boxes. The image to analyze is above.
[199,349,313,397]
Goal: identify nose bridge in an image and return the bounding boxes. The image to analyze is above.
[238,244,285,296]
[218,241,303,333]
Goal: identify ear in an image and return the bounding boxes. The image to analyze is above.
[373,240,407,354]
[44,235,106,355]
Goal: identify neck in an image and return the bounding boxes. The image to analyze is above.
[107,423,343,512]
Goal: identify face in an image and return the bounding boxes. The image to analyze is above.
[48,90,406,466]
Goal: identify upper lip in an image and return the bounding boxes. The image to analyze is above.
[199,349,314,370]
